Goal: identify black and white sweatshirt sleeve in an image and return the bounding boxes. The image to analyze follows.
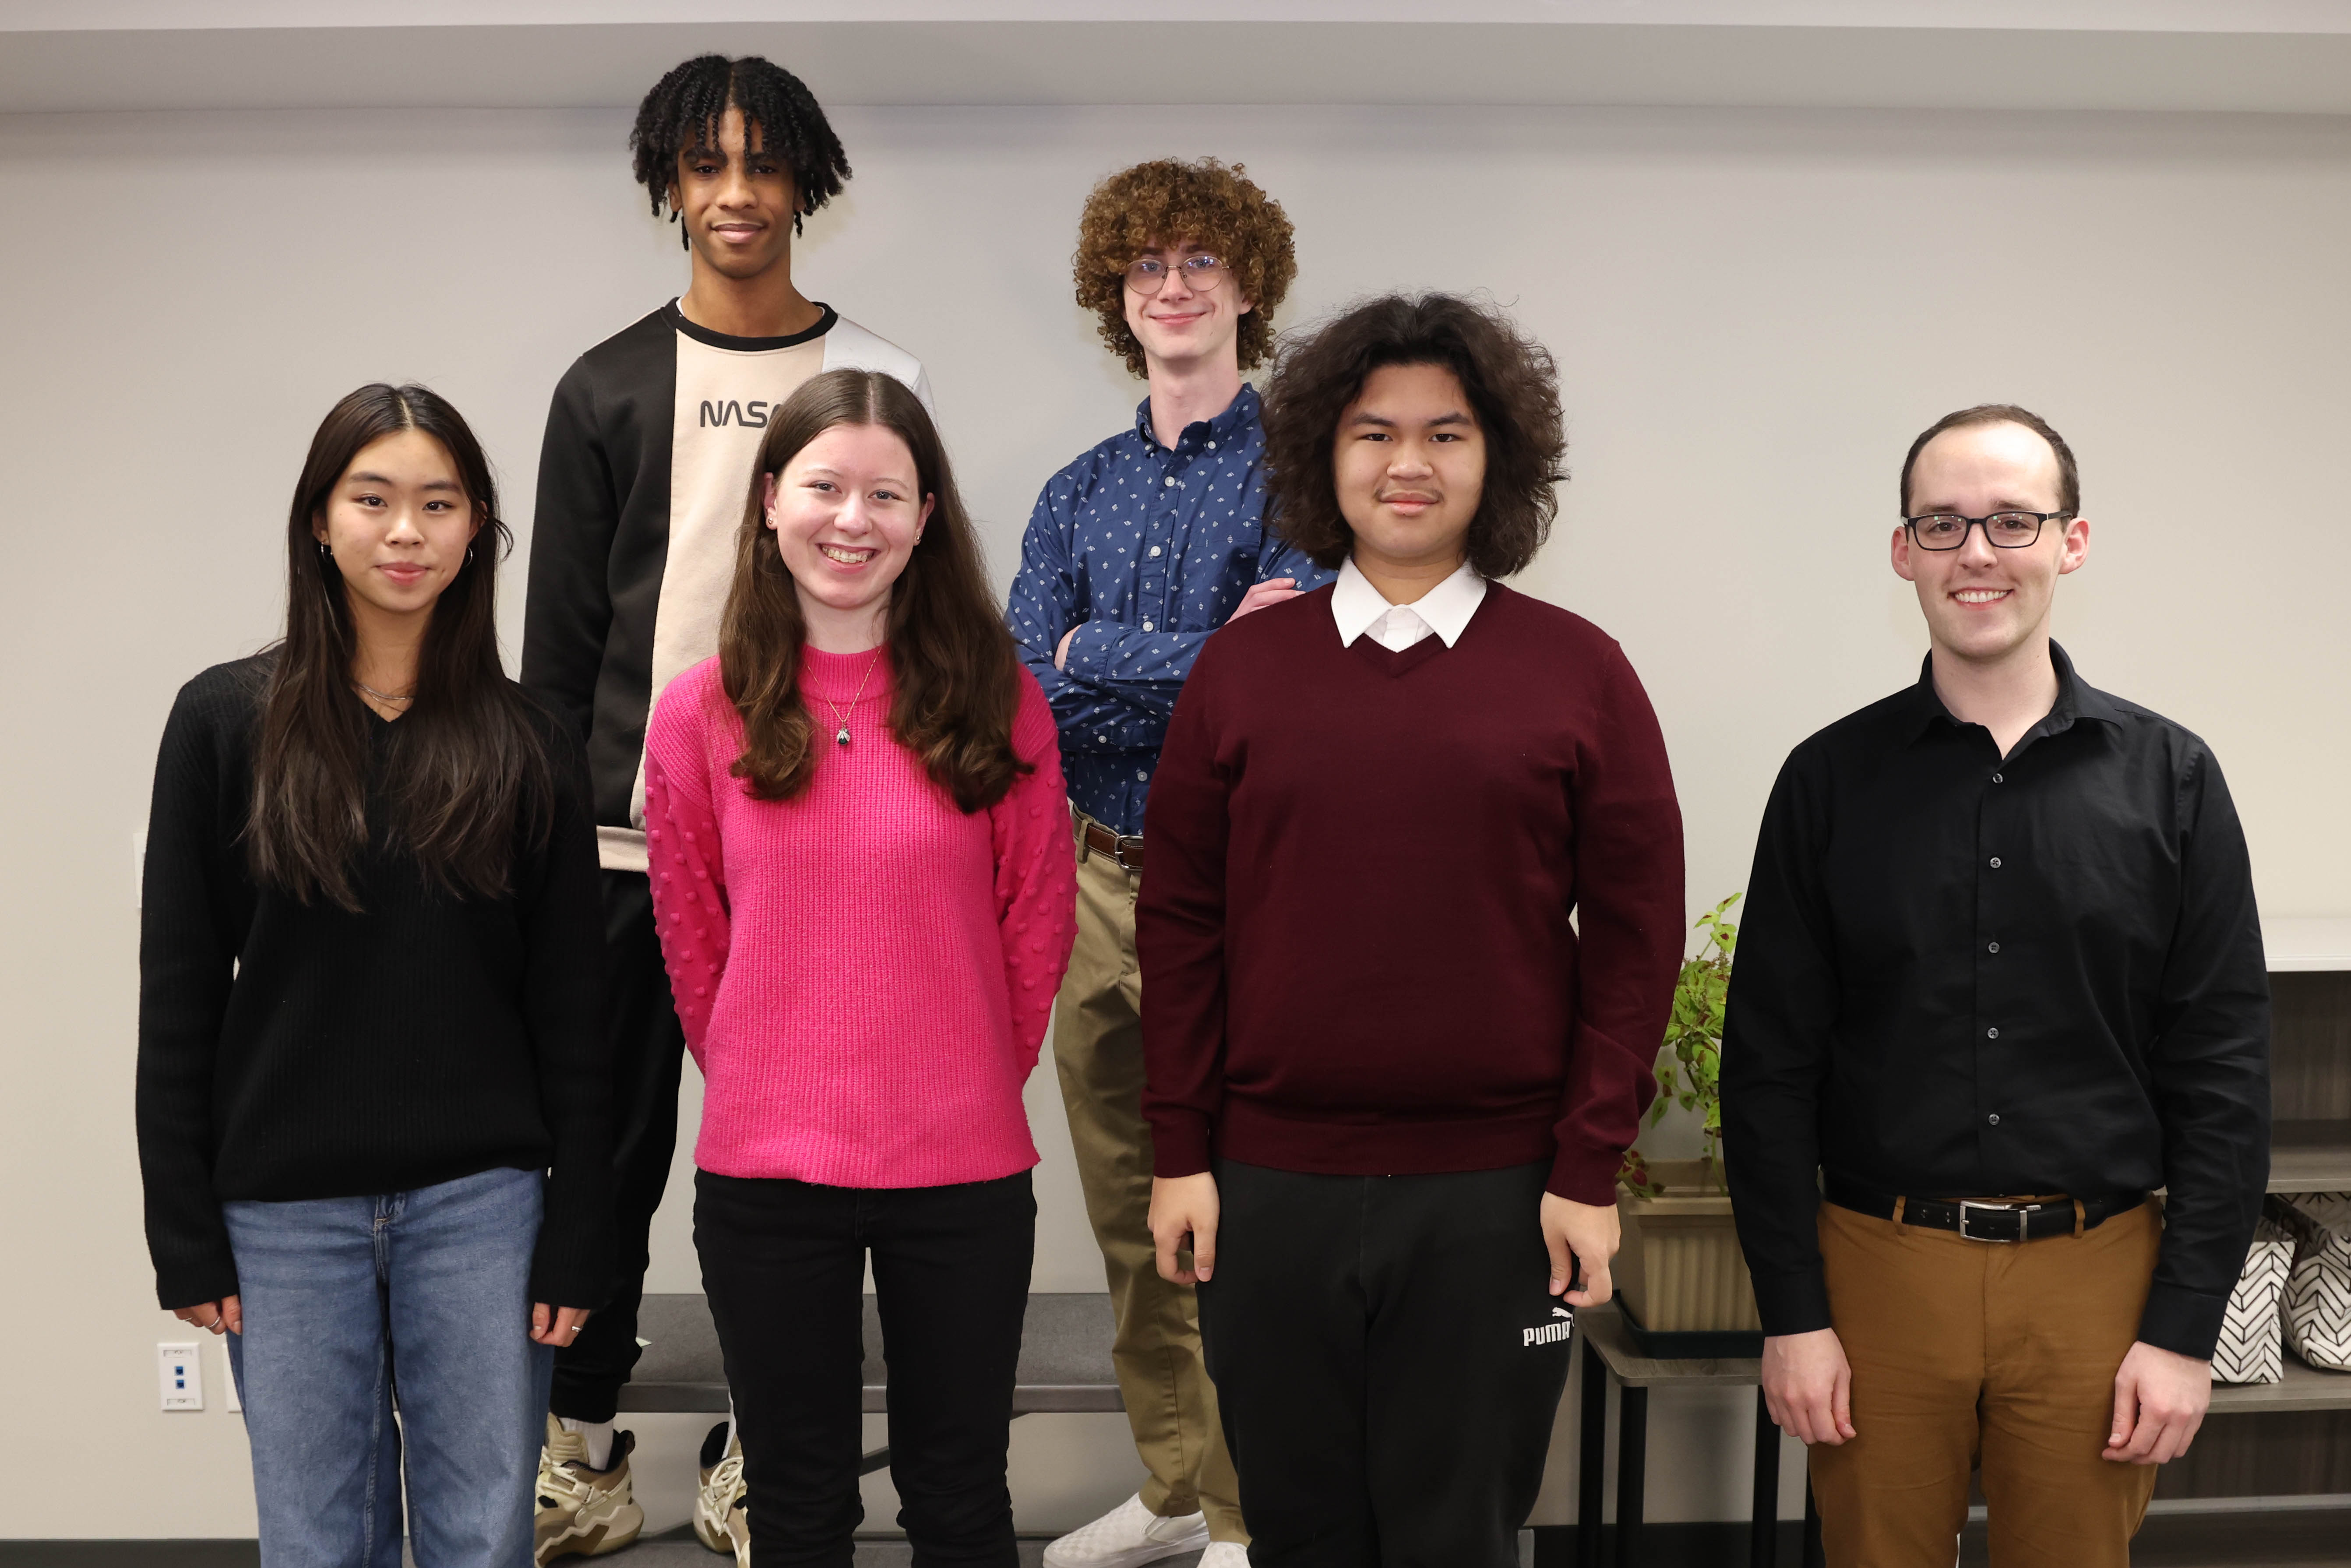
[522,359,622,749]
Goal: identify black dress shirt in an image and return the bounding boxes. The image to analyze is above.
[1721,645,2269,1360]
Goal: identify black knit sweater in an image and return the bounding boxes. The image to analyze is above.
[137,655,614,1310]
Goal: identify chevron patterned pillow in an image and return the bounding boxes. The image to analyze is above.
[2277,1192,2351,1374]
[2212,1218,2295,1385]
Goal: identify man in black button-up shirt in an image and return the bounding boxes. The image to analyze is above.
[1723,405,2269,1567]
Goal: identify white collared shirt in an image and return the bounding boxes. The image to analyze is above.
[1330,556,1488,652]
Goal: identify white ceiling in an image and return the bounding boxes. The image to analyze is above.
[10,3,2351,112]
[13,1,2351,29]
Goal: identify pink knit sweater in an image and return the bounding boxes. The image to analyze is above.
[643,647,1076,1188]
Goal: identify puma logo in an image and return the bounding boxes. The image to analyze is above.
[1523,1307,1575,1348]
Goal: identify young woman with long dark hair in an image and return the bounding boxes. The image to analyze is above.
[642,367,1075,1565]
[137,384,614,1568]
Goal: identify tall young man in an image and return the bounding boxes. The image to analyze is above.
[522,53,931,1565]
[1722,406,2271,1568]
[1139,294,1686,1567]
[1005,159,1324,1568]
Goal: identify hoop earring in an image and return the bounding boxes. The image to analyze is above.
[317,541,331,558]
[465,543,476,564]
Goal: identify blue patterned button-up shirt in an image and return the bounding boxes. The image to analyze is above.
[1007,384,1331,836]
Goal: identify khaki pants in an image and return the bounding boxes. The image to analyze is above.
[1051,821,1245,1541]
[1811,1197,2164,1568]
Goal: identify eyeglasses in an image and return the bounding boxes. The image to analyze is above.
[1123,254,1229,295]
[1902,511,2070,550]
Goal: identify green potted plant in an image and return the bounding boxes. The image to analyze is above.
[1613,895,1762,1355]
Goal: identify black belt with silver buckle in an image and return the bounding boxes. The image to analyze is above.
[1079,819,1144,872]
[1824,1174,2146,1243]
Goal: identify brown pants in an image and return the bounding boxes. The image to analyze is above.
[1811,1198,2163,1568]
[1050,822,1245,1541]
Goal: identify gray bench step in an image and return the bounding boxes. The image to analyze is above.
[620,1292,1125,1415]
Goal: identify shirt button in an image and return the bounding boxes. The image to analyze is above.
[1149,546,1162,557]
[1208,440,1218,450]
[1988,1113,2002,1126]
[1163,476,1177,487]
[1991,772,2005,784]
[1142,620,1154,631]
[1136,769,1148,782]
[1988,941,2000,954]
[1989,856,2002,869]
[1987,1027,2000,1039]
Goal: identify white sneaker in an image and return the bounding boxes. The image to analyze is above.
[694,1420,751,1565]
[1198,1545,1251,1567]
[1043,1493,1212,1568]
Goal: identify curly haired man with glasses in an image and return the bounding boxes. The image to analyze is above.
[1723,405,2271,1568]
[1007,159,1330,1568]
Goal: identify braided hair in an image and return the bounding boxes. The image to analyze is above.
[629,55,851,235]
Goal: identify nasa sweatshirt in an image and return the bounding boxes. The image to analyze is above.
[521,300,932,871]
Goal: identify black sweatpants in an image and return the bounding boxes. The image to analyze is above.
[1197,1159,1574,1568]
[695,1168,1036,1568]
[550,870,687,1423]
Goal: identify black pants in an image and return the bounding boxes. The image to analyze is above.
[550,870,687,1423]
[1198,1159,1573,1568]
[695,1168,1036,1568]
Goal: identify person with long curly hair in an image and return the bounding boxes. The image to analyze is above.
[518,53,934,1561]
[644,368,1074,1566]
[1005,157,1328,1568]
[1138,295,1687,1564]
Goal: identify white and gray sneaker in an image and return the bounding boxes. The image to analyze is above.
[1197,1546,1251,1567]
[694,1420,751,1567]
[1043,1494,1212,1568]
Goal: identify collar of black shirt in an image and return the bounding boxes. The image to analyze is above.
[1898,640,2129,754]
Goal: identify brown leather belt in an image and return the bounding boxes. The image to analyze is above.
[1080,819,1144,872]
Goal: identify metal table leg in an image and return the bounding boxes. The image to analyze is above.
[1577,1335,1607,1568]
[1751,1388,1780,1568]
[1613,1383,1647,1568]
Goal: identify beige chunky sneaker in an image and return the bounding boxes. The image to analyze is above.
[695,1420,751,1566]
[534,1414,645,1564]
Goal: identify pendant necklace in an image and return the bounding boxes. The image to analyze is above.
[817,649,885,749]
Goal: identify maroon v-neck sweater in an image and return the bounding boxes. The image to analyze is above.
[1137,581,1685,1204]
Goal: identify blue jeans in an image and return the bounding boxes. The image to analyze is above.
[223,1166,553,1568]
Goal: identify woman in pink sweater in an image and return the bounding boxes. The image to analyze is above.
[642,369,1075,1566]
